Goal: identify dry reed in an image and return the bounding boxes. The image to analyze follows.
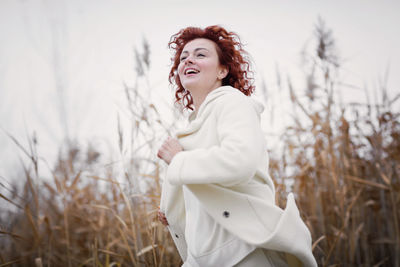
[267,18,399,267]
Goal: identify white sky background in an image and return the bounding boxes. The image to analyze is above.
[0,0,399,183]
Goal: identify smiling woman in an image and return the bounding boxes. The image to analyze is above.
[168,26,254,112]
[177,38,229,111]
[157,25,317,267]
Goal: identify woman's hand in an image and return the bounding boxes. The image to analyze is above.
[157,136,183,165]
[158,210,169,226]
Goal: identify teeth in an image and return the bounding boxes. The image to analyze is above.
[185,69,199,75]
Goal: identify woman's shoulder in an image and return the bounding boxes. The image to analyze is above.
[213,86,250,106]
[214,87,264,116]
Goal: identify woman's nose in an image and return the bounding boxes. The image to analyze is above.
[185,55,195,65]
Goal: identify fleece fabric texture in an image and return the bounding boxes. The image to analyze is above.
[160,86,317,267]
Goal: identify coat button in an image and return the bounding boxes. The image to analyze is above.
[175,234,179,238]
[223,211,230,218]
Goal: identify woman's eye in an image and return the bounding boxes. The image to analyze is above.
[197,54,205,57]
[180,57,186,61]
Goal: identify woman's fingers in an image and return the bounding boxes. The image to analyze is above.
[157,136,183,165]
[158,210,169,226]
[157,148,164,159]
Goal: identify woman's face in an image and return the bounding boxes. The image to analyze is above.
[177,38,228,93]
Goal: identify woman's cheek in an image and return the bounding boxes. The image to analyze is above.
[178,61,185,72]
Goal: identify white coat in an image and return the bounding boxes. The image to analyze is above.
[160,86,317,267]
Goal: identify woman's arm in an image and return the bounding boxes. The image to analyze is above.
[166,94,266,187]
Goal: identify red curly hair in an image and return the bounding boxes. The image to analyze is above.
[168,25,255,111]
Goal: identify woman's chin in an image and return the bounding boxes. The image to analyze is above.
[181,81,199,92]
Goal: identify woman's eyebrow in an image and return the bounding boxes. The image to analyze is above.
[181,47,209,54]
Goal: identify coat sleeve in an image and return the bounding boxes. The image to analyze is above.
[166,94,266,187]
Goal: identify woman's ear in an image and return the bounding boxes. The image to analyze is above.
[218,66,229,80]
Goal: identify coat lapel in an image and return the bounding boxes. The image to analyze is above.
[175,86,240,138]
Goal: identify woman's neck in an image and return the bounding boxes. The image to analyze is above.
[189,83,222,112]
[192,91,207,112]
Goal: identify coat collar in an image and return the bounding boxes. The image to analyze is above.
[188,86,238,122]
[176,86,264,138]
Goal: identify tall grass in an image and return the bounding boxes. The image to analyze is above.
[1,19,399,266]
[268,18,400,266]
[0,140,181,266]
[0,38,182,266]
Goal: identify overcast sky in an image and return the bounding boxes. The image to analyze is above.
[0,0,399,181]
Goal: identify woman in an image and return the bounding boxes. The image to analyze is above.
[157,25,317,267]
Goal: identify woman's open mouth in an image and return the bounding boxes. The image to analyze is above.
[184,68,200,76]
